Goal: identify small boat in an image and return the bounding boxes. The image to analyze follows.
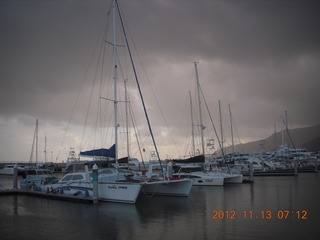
[173,164,224,186]
[0,164,25,175]
[20,169,58,191]
[220,172,243,184]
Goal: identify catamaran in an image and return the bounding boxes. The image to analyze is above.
[40,0,192,202]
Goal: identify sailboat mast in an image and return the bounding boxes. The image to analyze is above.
[124,79,130,160]
[194,62,205,155]
[36,118,38,164]
[116,0,164,174]
[44,135,47,163]
[189,91,195,157]
[113,0,119,167]
[274,124,277,148]
[219,100,223,153]
[229,104,234,154]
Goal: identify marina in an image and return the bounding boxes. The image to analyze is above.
[1,0,320,239]
[1,172,319,240]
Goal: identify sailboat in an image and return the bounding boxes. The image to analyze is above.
[42,0,192,201]
[109,0,192,197]
[212,100,243,183]
[173,62,225,186]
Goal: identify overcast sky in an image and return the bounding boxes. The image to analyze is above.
[0,0,319,163]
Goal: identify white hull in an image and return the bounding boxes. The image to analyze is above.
[174,171,224,186]
[192,177,224,186]
[42,181,142,204]
[141,179,193,196]
[222,173,243,184]
[98,182,142,203]
[0,164,25,175]
[0,169,14,175]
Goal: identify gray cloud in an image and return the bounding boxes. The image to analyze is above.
[0,0,319,162]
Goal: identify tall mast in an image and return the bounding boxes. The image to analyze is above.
[116,0,164,174]
[36,118,38,164]
[124,79,130,160]
[219,100,223,153]
[113,0,119,167]
[189,91,195,157]
[274,124,277,148]
[194,62,205,155]
[44,135,47,163]
[229,104,234,154]
[284,110,288,145]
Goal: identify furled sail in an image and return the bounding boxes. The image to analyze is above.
[80,144,115,158]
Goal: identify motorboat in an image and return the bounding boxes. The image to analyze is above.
[0,164,25,175]
[173,164,224,186]
[234,157,264,172]
[204,161,243,184]
[20,169,58,191]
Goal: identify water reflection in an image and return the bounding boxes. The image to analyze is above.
[1,173,319,239]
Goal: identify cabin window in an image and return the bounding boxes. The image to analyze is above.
[100,169,113,175]
[71,175,84,180]
[61,175,73,182]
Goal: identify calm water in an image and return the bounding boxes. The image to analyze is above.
[0,173,319,240]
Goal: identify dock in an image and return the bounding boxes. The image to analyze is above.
[242,166,319,177]
[0,189,95,203]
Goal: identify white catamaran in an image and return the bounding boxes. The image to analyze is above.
[41,0,192,202]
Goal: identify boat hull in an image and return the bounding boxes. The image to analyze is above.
[174,171,224,186]
[192,177,224,186]
[223,173,243,184]
[98,182,142,203]
[141,179,193,197]
[42,181,142,204]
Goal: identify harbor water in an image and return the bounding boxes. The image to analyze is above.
[0,173,319,240]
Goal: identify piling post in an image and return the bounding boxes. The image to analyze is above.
[85,165,89,181]
[92,164,99,204]
[249,160,254,182]
[294,159,298,176]
[13,166,18,189]
[166,161,173,179]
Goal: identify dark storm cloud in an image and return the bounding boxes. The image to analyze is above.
[0,0,320,161]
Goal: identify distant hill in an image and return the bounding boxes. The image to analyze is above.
[228,124,320,154]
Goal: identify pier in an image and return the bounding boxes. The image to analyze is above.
[242,165,320,177]
[0,189,95,203]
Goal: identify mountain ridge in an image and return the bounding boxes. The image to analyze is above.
[226,124,320,154]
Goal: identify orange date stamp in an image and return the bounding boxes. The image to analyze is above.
[211,210,308,220]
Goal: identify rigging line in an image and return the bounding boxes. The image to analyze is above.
[129,104,145,166]
[199,84,230,172]
[116,2,177,151]
[232,115,244,152]
[178,70,197,158]
[29,119,37,163]
[83,4,114,151]
[80,41,104,152]
[55,5,111,161]
[116,0,164,173]
[96,21,110,147]
[281,115,296,150]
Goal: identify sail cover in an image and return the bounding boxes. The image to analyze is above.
[80,144,115,158]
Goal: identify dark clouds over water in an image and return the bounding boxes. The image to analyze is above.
[0,0,319,161]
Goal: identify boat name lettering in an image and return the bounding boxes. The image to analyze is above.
[107,185,128,190]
